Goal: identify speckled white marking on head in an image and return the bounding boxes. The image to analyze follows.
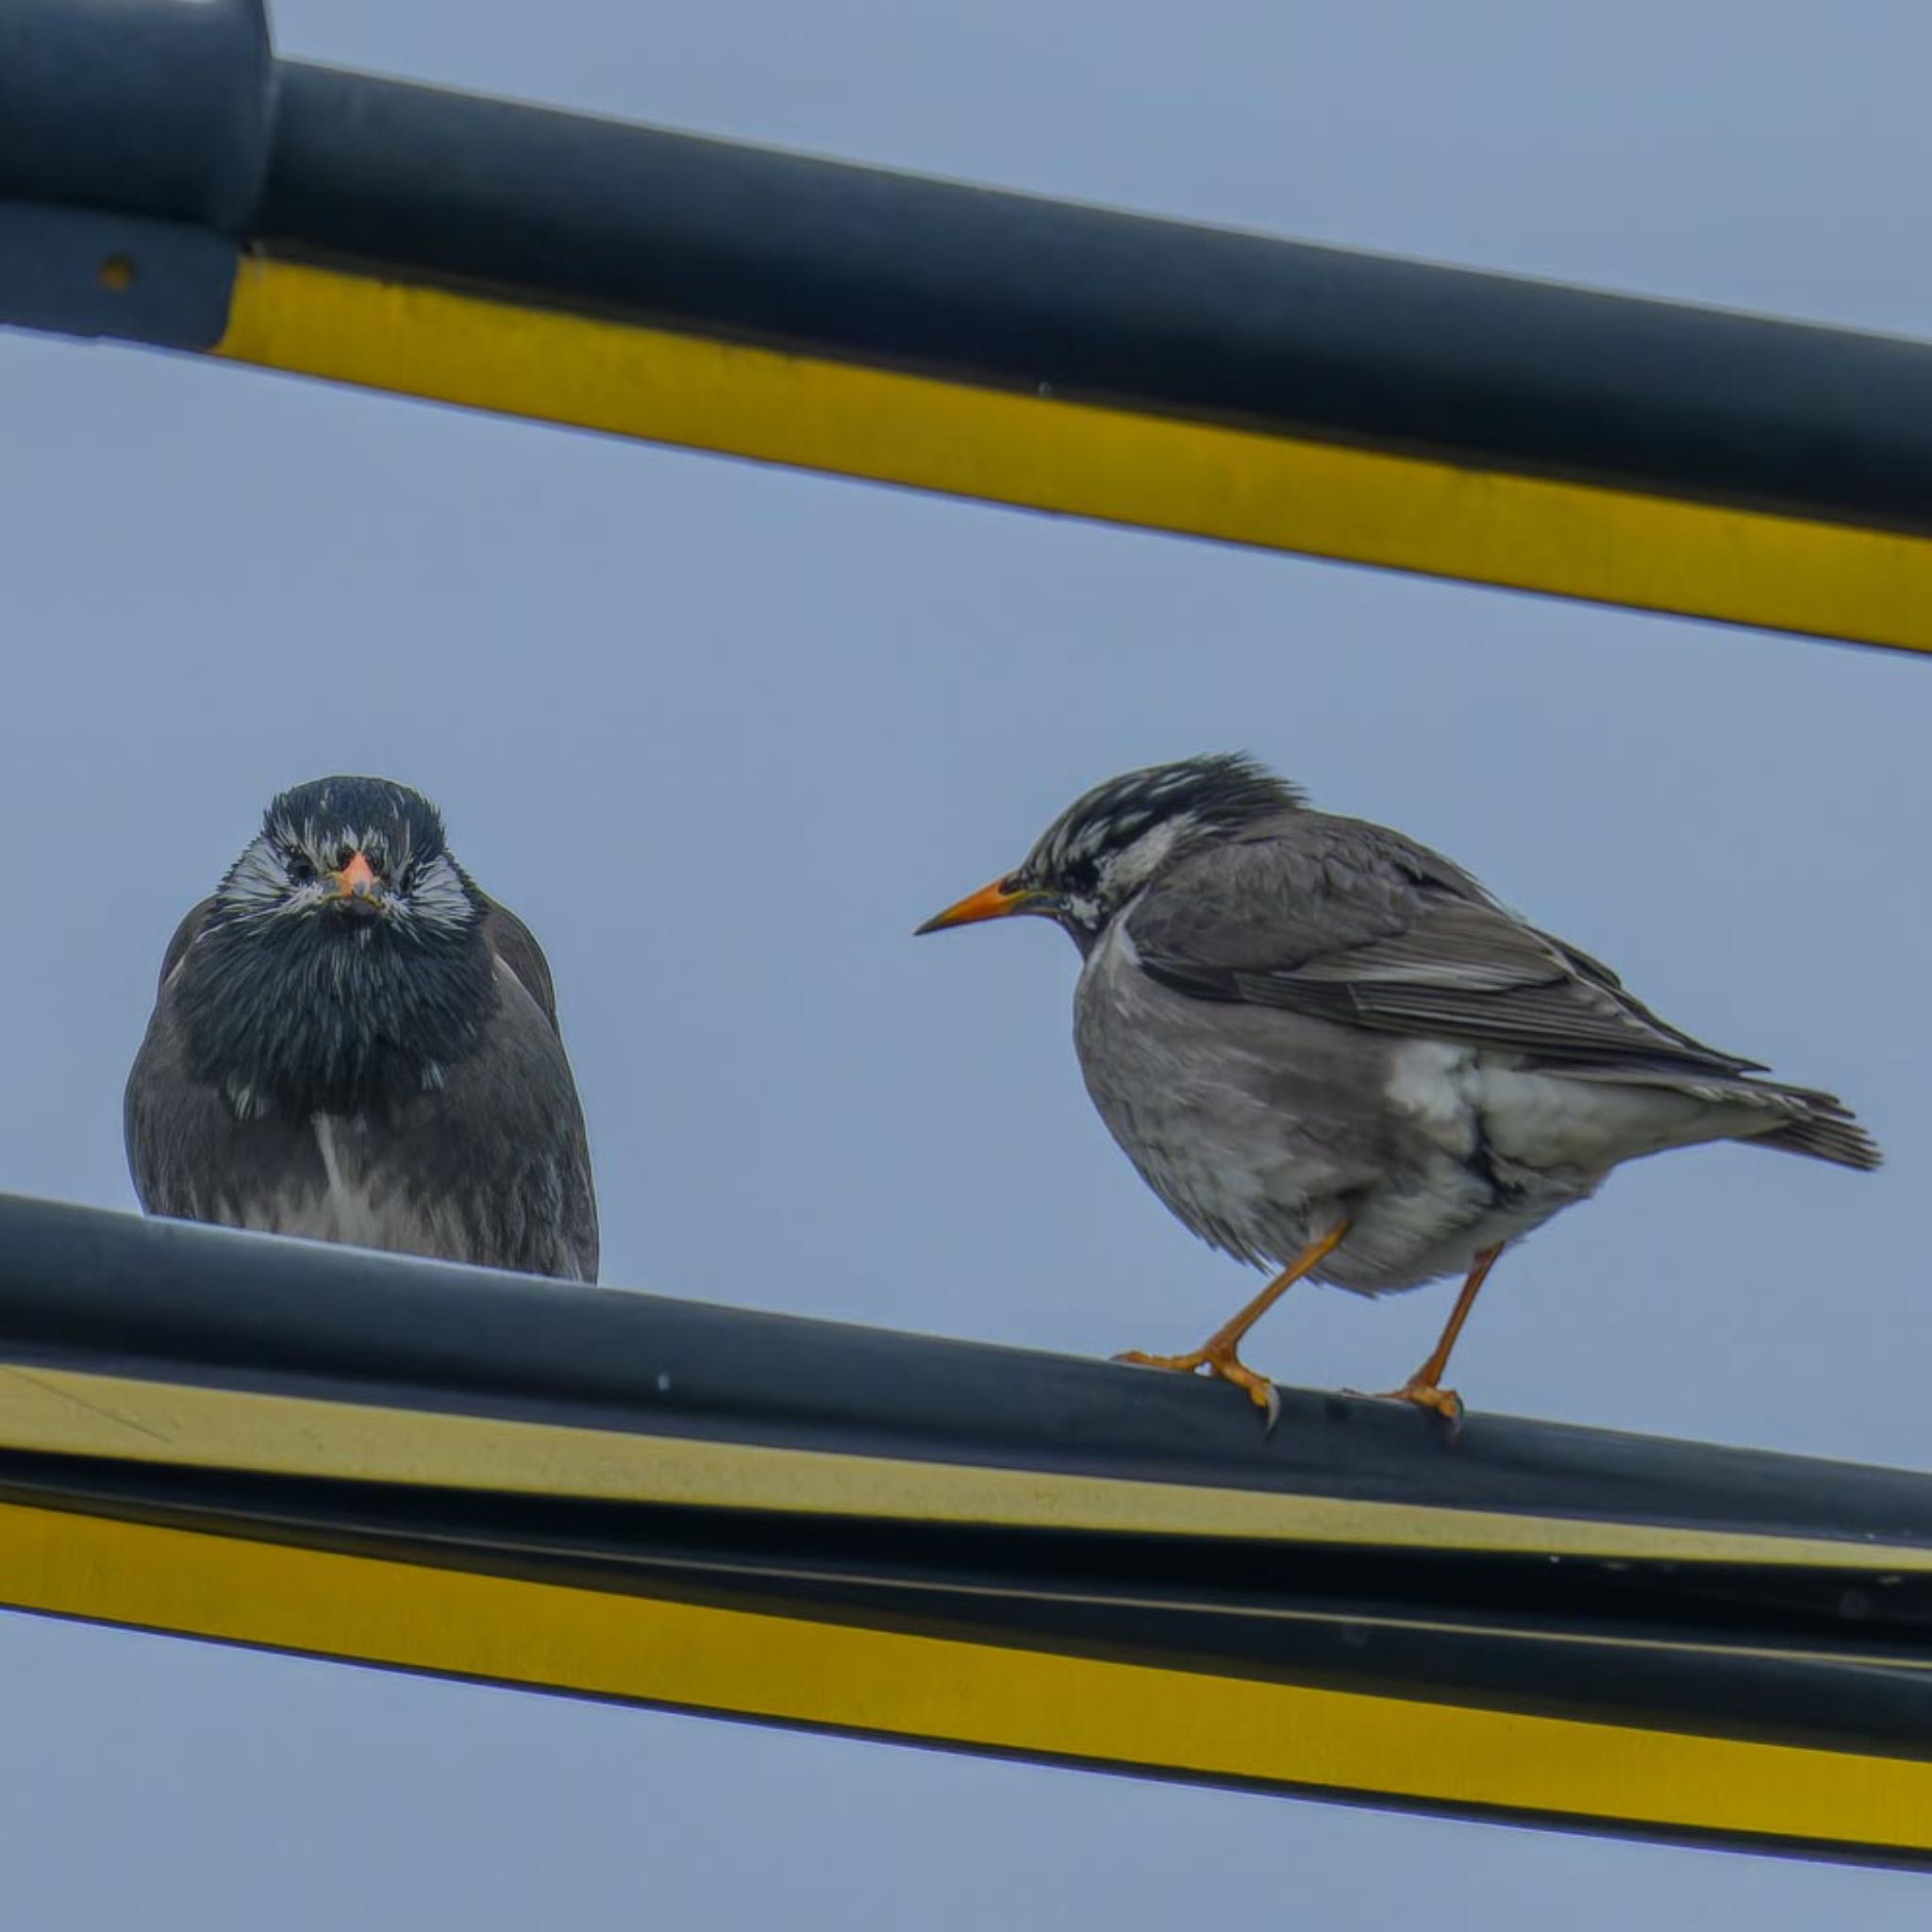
[222,835,323,922]
[1052,818,1202,931]
[216,826,475,939]
[1097,815,1193,893]
[393,852,474,937]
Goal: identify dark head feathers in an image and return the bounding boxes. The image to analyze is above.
[187,774,492,1113]
[1026,755,1304,884]
[263,774,450,876]
[1009,755,1304,950]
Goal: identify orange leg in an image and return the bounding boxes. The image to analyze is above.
[1117,1220,1351,1426]
[1378,1241,1506,1424]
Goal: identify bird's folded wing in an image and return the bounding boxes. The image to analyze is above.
[423,968,601,1282]
[1127,818,1768,1076]
[155,897,215,993]
[481,899,563,1035]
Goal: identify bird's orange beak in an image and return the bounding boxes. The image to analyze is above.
[330,849,382,904]
[915,876,1041,935]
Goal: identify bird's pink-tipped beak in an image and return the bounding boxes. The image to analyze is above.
[915,877,1041,935]
[329,849,384,910]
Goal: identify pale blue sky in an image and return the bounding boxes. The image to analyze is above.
[2,2,1927,1925]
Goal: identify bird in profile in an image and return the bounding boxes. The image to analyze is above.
[918,755,1877,1424]
[126,775,598,1282]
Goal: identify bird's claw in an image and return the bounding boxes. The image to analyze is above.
[1114,1343,1281,1431]
[1113,1345,1211,1374]
[1255,1376,1282,1436]
[1374,1378,1465,1435]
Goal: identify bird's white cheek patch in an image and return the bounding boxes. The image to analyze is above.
[1100,818,1190,896]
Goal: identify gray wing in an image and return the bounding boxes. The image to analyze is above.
[468,901,599,1279]
[154,895,214,994]
[345,955,601,1282]
[125,902,327,1223]
[480,896,562,1033]
[1127,813,1775,1079]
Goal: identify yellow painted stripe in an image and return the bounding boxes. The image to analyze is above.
[0,1500,1924,1851]
[213,257,1932,653]
[5,1363,1926,1571]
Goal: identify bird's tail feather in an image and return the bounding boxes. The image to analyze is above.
[1544,1062,1882,1172]
[1753,1110,1883,1173]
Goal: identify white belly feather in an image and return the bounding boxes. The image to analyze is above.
[233,1113,463,1261]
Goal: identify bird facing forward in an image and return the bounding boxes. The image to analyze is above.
[918,755,1877,1424]
[126,775,598,1281]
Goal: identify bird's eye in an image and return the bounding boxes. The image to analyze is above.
[285,853,317,887]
